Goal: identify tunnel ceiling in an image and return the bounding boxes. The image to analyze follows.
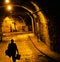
[0,0,37,21]
[0,0,59,21]
[0,0,60,42]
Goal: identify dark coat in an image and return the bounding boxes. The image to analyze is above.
[8,43,18,56]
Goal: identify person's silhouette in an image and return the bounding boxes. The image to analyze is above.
[8,39,18,62]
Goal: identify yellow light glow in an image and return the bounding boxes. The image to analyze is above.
[2,17,15,32]
[7,5,12,11]
[31,2,50,47]
[5,0,10,3]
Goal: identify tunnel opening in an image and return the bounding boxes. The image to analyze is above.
[1,5,34,33]
[2,15,32,33]
[0,1,51,50]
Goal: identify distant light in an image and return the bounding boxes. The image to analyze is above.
[7,5,12,11]
[5,0,10,3]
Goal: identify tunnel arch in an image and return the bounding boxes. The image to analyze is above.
[1,3,37,33]
[0,1,51,47]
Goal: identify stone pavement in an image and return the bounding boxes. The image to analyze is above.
[0,33,52,62]
[0,33,60,62]
[29,35,60,62]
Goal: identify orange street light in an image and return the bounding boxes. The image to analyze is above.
[5,0,10,3]
[7,5,12,11]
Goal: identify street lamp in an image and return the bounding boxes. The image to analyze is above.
[4,0,12,11]
[7,5,12,11]
[5,0,10,3]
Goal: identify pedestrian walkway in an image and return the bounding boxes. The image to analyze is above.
[0,33,60,62]
[0,33,54,62]
[29,35,60,62]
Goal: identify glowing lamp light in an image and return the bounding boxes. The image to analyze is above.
[5,0,10,3]
[7,5,12,11]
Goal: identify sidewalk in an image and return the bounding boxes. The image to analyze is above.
[29,35,60,62]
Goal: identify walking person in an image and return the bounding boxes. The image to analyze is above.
[6,39,19,62]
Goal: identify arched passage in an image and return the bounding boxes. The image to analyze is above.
[0,1,50,48]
